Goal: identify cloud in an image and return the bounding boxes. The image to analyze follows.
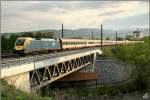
[1,1,149,33]
[103,12,149,30]
[99,10,124,16]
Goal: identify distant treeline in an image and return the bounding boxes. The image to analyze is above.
[1,31,54,52]
[22,31,54,38]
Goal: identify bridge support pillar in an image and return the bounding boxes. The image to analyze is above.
[4,72,30,93]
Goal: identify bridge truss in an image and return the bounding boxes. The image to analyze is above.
[30,54,94,92]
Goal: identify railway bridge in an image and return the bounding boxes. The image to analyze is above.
[1,48,102,93]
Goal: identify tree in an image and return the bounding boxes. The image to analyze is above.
[22,31,54,38]
[1,36,7,51]
[117,37,124,41]
[1,34,19,52]
[106,37,110,40]
[134,54,149,90]
[9,34,19,49]
[23,32,35,37]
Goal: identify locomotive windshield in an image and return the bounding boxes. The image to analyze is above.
[16,39,25,46]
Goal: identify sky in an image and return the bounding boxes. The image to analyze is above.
[1,1,149,33]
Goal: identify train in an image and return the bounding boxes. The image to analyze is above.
[14,37,143,55]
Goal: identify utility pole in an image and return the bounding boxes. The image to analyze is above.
[101,24,103,50]
[116,31,117,45]
[62,24,64,38]
[149,28,150,57]
[92,32,94,40]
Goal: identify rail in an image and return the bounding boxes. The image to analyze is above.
[1,47,101,68]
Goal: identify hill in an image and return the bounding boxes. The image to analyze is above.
[2,28,149,40]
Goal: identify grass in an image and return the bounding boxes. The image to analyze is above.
[1,79,53,100]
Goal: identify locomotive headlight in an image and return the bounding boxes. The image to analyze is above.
[15,46,24,50]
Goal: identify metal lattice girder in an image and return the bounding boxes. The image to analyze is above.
[30,54,94,92]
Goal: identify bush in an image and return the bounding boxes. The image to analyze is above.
[1,79,53,100]
[101,37,150,92]
[110,37,150,91]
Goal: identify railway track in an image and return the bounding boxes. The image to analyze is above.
[1,47,101,63]
[1,50,18,59]
[1,54,19,59]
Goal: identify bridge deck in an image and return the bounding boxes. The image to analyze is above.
[1,47,102,78]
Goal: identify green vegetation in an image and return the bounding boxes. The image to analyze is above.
[103,36,150,91]
[56,37,150,97]
[1,34,19,52]
[1,79,52,100]
[64,79,138,97]
[1,31,54,52]
[23,31,54,38]
[105,37,110,40]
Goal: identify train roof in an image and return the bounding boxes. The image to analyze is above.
[17,37,59,41]
[60,38,100,41]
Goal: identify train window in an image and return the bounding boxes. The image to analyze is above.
[16,39,25,46]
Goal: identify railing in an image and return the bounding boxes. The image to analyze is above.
[1,47,101,68]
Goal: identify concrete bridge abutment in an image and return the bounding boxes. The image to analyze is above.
[4,72,31,93]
